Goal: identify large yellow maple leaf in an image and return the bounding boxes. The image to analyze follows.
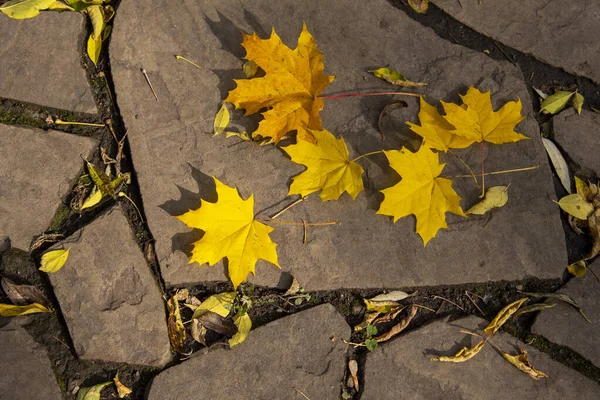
[377,146,466,245]
[176,178,279,289]
[406,96,473,151]
[441,87,528,145]
[225,23,334,144]
[283,129,364,201]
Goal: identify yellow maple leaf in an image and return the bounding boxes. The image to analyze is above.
[441,87,528,145]
[176,178,279,289]
[283,129,364,201]
[225,23,335,143]
[377,146,465,245]
[406,96,473,151]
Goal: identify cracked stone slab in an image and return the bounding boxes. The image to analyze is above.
[363,315,600,399]
[432,0,600,84]
[0,12,96,113]
[47,207,171,367]
[0,125,97,250]
[147,304,349,400]
[111,0,566,289]
[0,321,63,400]
[532,260,600,367]
[553,108,600,175]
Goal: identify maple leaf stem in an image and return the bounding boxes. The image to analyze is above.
[54,119,104,127]
[319,91,420,99]
[174,55,202,70]
[269,196,306,219]
[445,165,539,179]
[351,150,385,163]
[448,150,479,188]
[261,219,340,227]
[480,142,486,198]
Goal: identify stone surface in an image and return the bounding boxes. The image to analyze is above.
[362,315,600,399]
[0,12,96,113]
[532,260,600,366]
[147,304,349,399]
[553,108,600,174]
[0,321,63,400]
[433,0,600,84]
[48,207,171,367]
[111,0,566,289]
[0,125,97,250]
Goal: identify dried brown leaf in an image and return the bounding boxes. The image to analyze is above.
[431,340,485,362]
[198,311,238,336]
[375,306,417,343]
[372,306,406,325]
[113,373,132,398]
[348,360,359,391]
[283,274,300,296]
[484,298,528,335]
[354,311,381,332]
[190,318,207,346]
[518,291,591,323]
[1,277,50,307]
[502,349,549,380]
[167,295,186,353]
[588,208,600,259]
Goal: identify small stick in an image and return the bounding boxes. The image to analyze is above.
[175,55,202,70]
[319,91,420,99]
[432,295,465,312]
[294,388,311,400]
[302,219,307,244]
[587,261,600,282]
[464,291,487,317]
[141,68,158,101]
[53,336,70,350]
[342,339,366,348]
[54,119,104,127]
[409,303,436,313]
[448,150,479,188]
[262,220,339,227]
[446,165,538,179]
[269,197,305,219]
[493,41,516,66]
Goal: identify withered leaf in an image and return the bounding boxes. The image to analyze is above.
[514,302,557,317]
[567,260,587,277]
[484,298,529,335]
[348,360,359,391]
[368,290,416,302]
[190,318,207,346]
[589,208,600,259]
[375,306,417,343]
[518,291,590,323]
[502,349,549,380]
[354,311,381,332]
[113,373,132,398]
[166,295,186,353]
[372,307,406,325]
[1,277,50,307]
[431,340,485,362]
[363,298,401,313]
[198,311,238,336]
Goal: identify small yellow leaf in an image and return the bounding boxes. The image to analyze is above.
[85,5,104,39]
[0,0,56,19]
[573,92,584,115]
[558,194,594,220]
[87,33,102,65]
[229,312,252,347]
[224,131,250,141]
[501,349,549,380]
[167,295,186,353]
[76,382,112,400]
[40,249,70,273]
[567,260,587,277]
[575,177,594,202]
[81,186,103,210]
[363,298,400,314]
[408,0,429,14]
[377,146,466,245]
[442,87,528,145]
[47,1,74,11]
[192,292,236,320]
[540,91,575,114]
[431,340,485,362]
[113,373,132,398]
[283,129,364,201]
[0,303,51,317]
[370,67,427,87]
[484,297,528,335]
[242,61,259,78]
[213,103,230,136]
[466,186,509,215]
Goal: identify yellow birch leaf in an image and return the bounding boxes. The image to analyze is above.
[225,23,335,144]
[0,303,51,317]
[229,312,252,347]
[166,295,186,353]
[370,67,427,87]
[0,0,56,19]
[466,185,509,215]
[113,373,132,398]
[484,297,528,335]
[192,292,236,320]
[442,87,528,145]
[540,91,574,114]
[81,186,103,210]
[85,5,104,39]
[213,103,230,136]
[406,96,474,151]
[40,249,70,273]
[76,382,112,400]
[431,340,485,362]
[87,32,102,65]
[502,349,549,380]
[567,260,587,277]
[47,1,74,11]
[558,194,594,220]
[408,0,429,14]
[283,129,364,201]
[575,176,594,202]
[573,92,584,115]
[176,178,279,289]
[377,146,466,245]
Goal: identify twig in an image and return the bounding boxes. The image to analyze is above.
[141,68,158,101]
[343,339,366,348]
[587,261,600,282]
[432,295,465,312]
[294,388,311,400]
[302,219,307,244]
[446,165,538,179]
[175,55,202,70]
[54,119,104,127]
[448,150,479,188]
[464,291,487,317]
[262,220,340,227]
[269,197,305,219]
[319,91,420,99]
[409,303,436,313]
[493,41,516,66]
[53,336,70,350]
[377,101,407,141]
[351,150,385,163]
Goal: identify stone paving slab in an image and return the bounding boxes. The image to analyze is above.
[553,108,600,174]
[433,0,600,84]
[0,12,96,113]
[532,260,600,367]
[48,207,172,367]
[147,304,349,400]
[0,125,97,250]
[111,0,566,289]
[0,321,63,400]
[362,315,600,399]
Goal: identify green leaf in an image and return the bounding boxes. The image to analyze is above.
[87,32,102,65]
[558,194,594,220]
[213,103,230,136]
[365,338,378,352]
[0,303,51,317]
[366,324,378,337]
[76,382,112,400]
[40,249,70,273]
[370,67,426,87]
[47,1,74,11]
[540,91,575,114]
[229,312,252,348]
[0,0,56,19]
[567,260,587,277]
[573,92,584,115]
[85,5,104,39]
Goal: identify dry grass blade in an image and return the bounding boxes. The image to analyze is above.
[372,306,406,324]
[375,306,417,343]
[518,291,590,322]
[430,340,485,362]
[514,302,556,317]
[484,297,528,335]
[502,349,549,380]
